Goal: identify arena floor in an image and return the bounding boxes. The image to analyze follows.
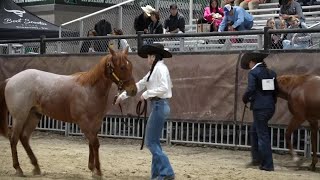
[0,132,319,180]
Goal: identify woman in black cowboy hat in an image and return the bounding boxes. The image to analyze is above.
[115,43,175,180]
[241,51,277,172]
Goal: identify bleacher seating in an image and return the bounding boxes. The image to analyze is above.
[185,3,320,32]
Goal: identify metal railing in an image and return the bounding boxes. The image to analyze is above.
[7,115,320,157]
[1,27,320,54]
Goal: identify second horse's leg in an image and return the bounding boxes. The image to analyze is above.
[285,116,304,166]
[19,113,41,175]
[309,120,318,171]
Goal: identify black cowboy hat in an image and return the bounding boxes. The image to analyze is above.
[138,43,172,58]
[240,51,269,70]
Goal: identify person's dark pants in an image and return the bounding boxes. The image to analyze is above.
[250,109,275,170]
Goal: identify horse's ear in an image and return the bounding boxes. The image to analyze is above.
[123,46,129,55]
[108,46,116,56]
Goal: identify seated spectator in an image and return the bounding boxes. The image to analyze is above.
[80,29,97,53]
[297,0,315,6]
[111,28,132,52]
[279,0,305,23]
[148,11,163,34]
[94,19,112,52]
[164,4,186,33]
[134,5,154,34]
[218,4,254,32]
[221,0,236,7]
[282,16,311,49]
[198,0,224,32]
[240,0,266,11]
[266,18,283,49]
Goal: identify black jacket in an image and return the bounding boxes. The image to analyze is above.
[148,21,163,34]
[134,13,152,33]
[243,64,278,110]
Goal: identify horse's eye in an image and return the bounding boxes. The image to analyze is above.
[120,66,126,70]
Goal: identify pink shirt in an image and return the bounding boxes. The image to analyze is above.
[203,7,224,23]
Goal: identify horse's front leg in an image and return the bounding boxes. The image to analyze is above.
[285,116,304,166]
[309,121,318,171]
[88,144,94,172]
[91,134,101,177]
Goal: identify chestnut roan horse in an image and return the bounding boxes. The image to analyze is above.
[0,47,137,177]
[277,74,319,171]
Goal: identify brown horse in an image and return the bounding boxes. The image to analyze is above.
[0,47,137,177]
[277,74,319,171]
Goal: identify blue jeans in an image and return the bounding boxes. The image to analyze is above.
[250,109,275,170]
[145,99,174,179]
[236,21,254,31]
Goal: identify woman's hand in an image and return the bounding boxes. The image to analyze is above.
[114,96,122,105]
[140,95,145,101]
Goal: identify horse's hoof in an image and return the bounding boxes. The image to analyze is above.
[33,167,41,176]
[92,173,102,180]
[15,169,25,177]
[92,170,102,179]
[309,164,316,171]
[88,164,94,172]
[293,157,304,167]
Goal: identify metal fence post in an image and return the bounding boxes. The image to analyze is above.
[263,27,271,51]
[137,31,144,51]
[166,121,172,145]
[118,6,123,29]
[57,26,62,54]
[40,35,46,54]
[79,20,84,53]
[155,0,160,11]
[189,0,194,25]
[304,129,311,158]
[65,122,69,136]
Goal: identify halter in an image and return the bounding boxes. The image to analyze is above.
[106,62,133,91]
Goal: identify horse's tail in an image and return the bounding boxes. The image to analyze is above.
[0,80,8,138]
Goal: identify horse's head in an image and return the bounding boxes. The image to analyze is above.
[105,47,137,96]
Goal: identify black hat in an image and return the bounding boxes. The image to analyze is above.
[240,52,269,70]
[138,43,172,58]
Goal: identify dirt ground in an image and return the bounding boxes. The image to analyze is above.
[0,132,319,180]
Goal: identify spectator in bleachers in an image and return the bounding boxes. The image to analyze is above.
[134,5,154,34]
[240,0,266,11]
[221,0,236,7]
[198,0,224,32]
[94,19,112,52]
[279,0,305,23]
[282,16,311,49]
[218,4,254,32]
[266,18,283,49]
[80,29,97,53]
[164,4,186,33]
[297,0,315,6]
[148,11,163,34]
[112,28,132,52]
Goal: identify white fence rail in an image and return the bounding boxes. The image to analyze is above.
[8,114,320,157]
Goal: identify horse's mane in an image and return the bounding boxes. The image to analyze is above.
[73,56,110,86]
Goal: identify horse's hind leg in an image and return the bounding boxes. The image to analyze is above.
[20,112,41,175]
[285,116,304,166]
[309,120,318,171]
[10,118,26,176]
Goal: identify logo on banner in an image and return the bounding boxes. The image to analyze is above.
[4,8,26,18]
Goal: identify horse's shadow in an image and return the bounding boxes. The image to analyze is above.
[281,165,320,172]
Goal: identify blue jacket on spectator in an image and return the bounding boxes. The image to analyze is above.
[218,6,254,32]
[243,63,277,110]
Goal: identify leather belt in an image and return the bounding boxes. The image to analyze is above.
[150,97,166,101]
